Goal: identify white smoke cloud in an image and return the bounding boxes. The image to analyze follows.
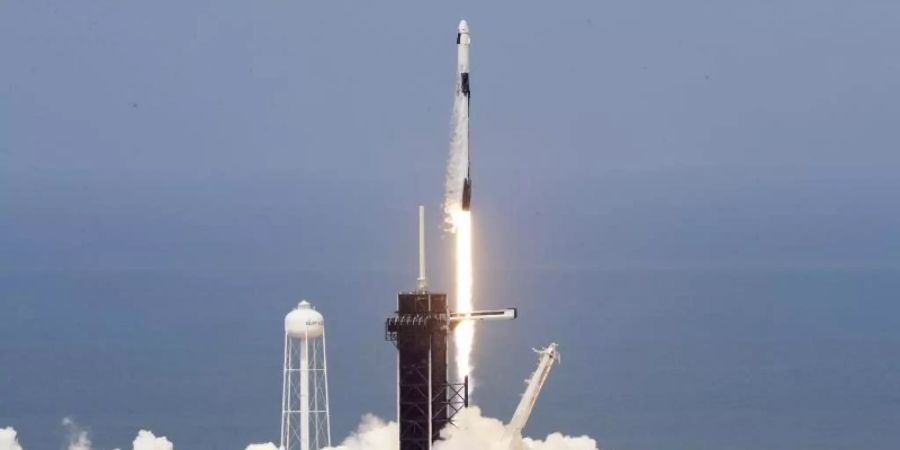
[435,407,508,450]
[125,430,174,450]
[316,407,597,450]
[62,417,92,450]
[244,443,279,450]
[0,427,24,450]
[0,421,173,450]
[435,408,599,450]
[2,408,596,450]
[242,414,400,450]
[325,414,398,450]
[522,434,599,450]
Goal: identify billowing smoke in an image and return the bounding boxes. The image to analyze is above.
[2,408,597,450]
[317,407,598,450]
[62,417,91,450]
[437,408,598,450]
[325,414,398,450]
[522,434,600,450]
[0,427,24,450]
[244,414,399,450]
[0,421,172,450]
[244,443,279,450]
[126,431,174,450]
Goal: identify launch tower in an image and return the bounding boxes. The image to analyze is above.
[386,207,515,450]
[385,207,467,450]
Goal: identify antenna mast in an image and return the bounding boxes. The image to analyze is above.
[416,205,428,292]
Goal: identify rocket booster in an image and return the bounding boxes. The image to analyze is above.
[457,20,473,211]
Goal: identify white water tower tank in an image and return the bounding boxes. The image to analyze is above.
[285,301,324,338]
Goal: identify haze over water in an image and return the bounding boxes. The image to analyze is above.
[2,1,899,449]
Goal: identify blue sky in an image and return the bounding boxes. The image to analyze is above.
[2,1,899,273]
[1,1,899,449]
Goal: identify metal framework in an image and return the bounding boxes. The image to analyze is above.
[438,375,469,426]
[386,292,460,450]
[506,343,559,438]
[281,325,331,450]
[386,293,511,449]
[385,206,514,449]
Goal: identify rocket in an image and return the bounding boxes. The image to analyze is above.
[457,20,473,211]
[457,20,471,98]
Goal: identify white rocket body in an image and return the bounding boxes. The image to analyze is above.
[446,20,473,214]
[458,20,472,211]
[457,20,471,82]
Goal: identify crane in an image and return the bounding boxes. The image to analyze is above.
[505,343,560,441]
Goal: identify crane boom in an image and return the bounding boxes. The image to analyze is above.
[506,343,559,436]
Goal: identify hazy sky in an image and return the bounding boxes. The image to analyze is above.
[3,0,899,273]
[2,1,899,450]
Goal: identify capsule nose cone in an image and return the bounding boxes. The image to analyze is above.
[458,19,469,34]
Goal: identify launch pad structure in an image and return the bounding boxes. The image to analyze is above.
[386,206,516,450]
[383,20,519,450]
[385,291,467,449]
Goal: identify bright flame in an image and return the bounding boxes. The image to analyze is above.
[451,209,475,383]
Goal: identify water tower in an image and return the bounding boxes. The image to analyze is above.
[281,301,331,450]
